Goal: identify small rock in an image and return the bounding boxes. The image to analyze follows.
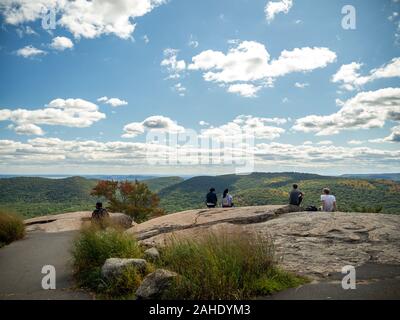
[144,247,160,261]
[135,269,177,299]
[101,258,147,279]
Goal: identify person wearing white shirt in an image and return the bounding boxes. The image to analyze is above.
[222,189,234,208]
[320,188,337,212]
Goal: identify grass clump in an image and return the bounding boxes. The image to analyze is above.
[99,264,154,299]
[159,231,308,299]
[71,222,147,298]
[0,210,25,248]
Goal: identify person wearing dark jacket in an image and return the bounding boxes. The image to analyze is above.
[92,202,109,222]
[206,188,218,208]
[289,184,304,206]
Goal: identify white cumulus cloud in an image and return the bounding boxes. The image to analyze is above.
[50,36,74,51]
[227,84,262,98]
[1,136,399,172]
[200,115,287,141]
[16,45,46,58]
[0,98,105,135]
[14,124,45,136]
[97,96,128,107]
[293,87,400,136]
[188,41,336,96]
[370,125,400,143]
[123,115,185,138]
[265,0,293,22]
[0,0,167,39]
[332,58,400,91]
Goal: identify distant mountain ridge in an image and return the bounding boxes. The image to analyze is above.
[341,173,400,181]
[0,172,399,217]
[0,174,163,180]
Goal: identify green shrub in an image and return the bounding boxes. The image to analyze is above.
[71,223,144,294]
[0,210,25,247]
[159,231,307,299]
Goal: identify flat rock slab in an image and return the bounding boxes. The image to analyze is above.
[259,211,400,279]
[126,205,299,244]
[0,231,93,300]
[25,211,131,233]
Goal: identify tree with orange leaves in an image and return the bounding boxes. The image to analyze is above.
[91,180,164,222]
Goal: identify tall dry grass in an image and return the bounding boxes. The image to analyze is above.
[0,210,25,247]
[159,231,307,299]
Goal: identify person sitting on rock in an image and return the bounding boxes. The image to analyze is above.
[206,188,218,208]
[289,184,304,206]
[222,189,234,208]
[92,202,109,223]
[320,188,337,212]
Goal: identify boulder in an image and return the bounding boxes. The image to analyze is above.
[101,258,147,279]
[110,214,133,229]
[144,247,160,261]
[135,269,177,299]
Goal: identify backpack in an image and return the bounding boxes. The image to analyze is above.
[305,205,318,212]
[222,197,229,207]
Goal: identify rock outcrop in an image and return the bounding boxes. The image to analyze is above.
[126,205,400,280]
[125,205,301,242]
[25,211,133,233]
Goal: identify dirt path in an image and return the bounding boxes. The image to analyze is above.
[0,231,93,300]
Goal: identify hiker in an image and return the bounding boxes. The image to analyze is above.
[221,189,234,208]
[91,202,109,222]
[206,188,218,208]
[289,184,304,206]
[320,188,337,212]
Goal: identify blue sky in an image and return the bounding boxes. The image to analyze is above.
[0,0,399,175]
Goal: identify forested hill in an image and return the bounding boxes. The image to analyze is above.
[0,176,96,217]
[0,176,181,217]
[0,173,399,217]
[0,176,96,203]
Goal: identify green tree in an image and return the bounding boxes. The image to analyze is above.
[91,180,164,222]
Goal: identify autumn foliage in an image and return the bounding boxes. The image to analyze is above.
[91,180,164,222]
